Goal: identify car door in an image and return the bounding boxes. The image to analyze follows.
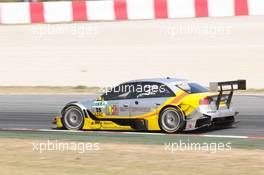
[100,83,135,117]
[130,82,175,117]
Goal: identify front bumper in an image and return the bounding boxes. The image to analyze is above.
[51,116,63,129]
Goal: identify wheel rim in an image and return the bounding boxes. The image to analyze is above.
[161,109,180,132]
[64,108,83,129]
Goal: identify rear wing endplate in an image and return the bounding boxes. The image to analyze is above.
[209,80,246,109]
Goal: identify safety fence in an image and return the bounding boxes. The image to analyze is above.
[0,0,263,24]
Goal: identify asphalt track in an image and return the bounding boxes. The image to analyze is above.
[0,94,263,137]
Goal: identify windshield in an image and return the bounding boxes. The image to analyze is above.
[176,82,208,94]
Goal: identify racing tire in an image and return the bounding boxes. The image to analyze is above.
[159,107,185,133]
[62,106,84,130]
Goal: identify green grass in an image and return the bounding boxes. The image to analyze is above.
[246,89,264,93]
[0,130,263,150]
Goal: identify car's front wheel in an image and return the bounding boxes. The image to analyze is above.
[62,106,84,130]
[159,107,185,133]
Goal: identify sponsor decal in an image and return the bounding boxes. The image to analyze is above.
[107,105,119,115]
[92,101,108,108]
[130,107,151,113]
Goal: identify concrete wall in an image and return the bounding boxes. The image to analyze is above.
[0,16,263,88]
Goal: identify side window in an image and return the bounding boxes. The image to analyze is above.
[101,83,136,101]
[134,82,174,99]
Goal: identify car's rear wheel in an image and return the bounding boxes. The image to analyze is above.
[62,106,84,130]
[159,107,185,133]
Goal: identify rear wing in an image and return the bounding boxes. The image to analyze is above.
[209,80,246,109]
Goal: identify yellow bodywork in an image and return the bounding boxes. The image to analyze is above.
[55,90,214,131]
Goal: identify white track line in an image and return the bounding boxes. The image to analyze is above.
[0,128,259,139]
[0,128,82,133]
[119,132,166,136]
[200,134,249,139]
[39,129,84,133]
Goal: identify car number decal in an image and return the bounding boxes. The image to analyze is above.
[92,101,108,117]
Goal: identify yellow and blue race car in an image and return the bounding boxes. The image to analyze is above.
[53,78,246,133]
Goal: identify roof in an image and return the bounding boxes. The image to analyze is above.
[125,77,187,85]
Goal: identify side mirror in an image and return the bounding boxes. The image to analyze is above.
[97,96,103,101]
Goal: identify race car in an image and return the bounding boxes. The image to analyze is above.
[52,78,246,133]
